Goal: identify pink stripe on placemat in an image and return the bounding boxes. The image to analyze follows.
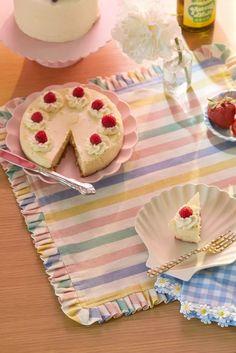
[0,43,235,326]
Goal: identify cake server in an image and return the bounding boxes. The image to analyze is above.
[0,148,96,195]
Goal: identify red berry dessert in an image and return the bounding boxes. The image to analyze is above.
[208,96,236,129]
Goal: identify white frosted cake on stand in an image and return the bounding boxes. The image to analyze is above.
[13,0,100,43]
[0,0,119,67]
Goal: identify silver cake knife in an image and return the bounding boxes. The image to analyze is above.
[0,149,96,195]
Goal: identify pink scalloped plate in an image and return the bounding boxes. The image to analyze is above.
[0,0,119,68]
[5,83,138,184]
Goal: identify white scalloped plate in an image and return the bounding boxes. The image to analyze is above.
[204,90,236,142]
[5,82,137,184]
[135,184,236,281]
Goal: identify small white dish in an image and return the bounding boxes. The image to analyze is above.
[204,90,236,142]
[135,184,236,281]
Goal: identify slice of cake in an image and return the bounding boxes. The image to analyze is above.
[13,0,100,43]
[168,192,201,243]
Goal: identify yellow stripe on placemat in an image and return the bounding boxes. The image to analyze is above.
[44,157,236,223]
[15,186,32,197]
[128,70,232,109]
[68,280,156,314]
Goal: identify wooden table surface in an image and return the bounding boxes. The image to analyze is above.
[0,1,236,353]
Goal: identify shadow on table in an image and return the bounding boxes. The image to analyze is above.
[165,87,236,159]
[182,20,231,52]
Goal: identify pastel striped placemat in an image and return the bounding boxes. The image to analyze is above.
[1,43,236,326]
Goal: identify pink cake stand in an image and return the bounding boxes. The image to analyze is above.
[0,0,120,68]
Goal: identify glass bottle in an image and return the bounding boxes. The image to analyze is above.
[177,0,216,32]
[163,38,192,97]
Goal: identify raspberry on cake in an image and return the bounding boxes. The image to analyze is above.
[102,115,117,128]
[99,114,120,136]
[24,109,47,131]
[39,90,64,113]
[91,99,104,111]
[72,86,85,98]
[35,130,48,144]
[168,192,201,243]
[19,86,124,176]
[90,133,102,145]
[179,206,193,218]
[31,112,43,123]
[88,98,112,119]
[65,86,90,110]
[43,92,57,104]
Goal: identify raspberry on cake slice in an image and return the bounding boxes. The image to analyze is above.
[168,192,201,243]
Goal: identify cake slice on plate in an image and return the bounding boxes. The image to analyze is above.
[168,192,201,243]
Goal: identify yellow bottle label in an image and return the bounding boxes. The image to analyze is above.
[183,0,216,28]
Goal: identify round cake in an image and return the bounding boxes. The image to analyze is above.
[19,85,124,177]
[13,0,100,42]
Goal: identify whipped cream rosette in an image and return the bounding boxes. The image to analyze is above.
[30,130,53,152]
[98,114,121,136]
[23,109,48,131]
[88,98,113,119]
[39,90,64,113]
[86,133,109,156]
[65,86,90,111]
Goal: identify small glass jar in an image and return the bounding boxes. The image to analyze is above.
[163,38,192,97]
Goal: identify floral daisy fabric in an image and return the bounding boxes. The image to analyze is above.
[155,262,236,327]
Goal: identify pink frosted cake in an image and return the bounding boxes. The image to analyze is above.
[19,85,124,176]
